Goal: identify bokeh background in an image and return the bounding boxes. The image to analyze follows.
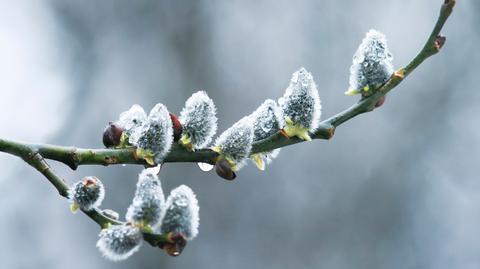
[0,0,478,268]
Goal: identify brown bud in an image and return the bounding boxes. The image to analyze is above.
[435,35,446,51]
[102,122,123,148]
[164,232,187,256]
[215,159,236,181]
[375,95,387,108]
[169,113,183,142]
[82,176,98,187]
[279,129,290,138]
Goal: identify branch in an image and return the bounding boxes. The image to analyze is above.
[0,1,455,169]
[0,0,455,257]
[0,139,176,249]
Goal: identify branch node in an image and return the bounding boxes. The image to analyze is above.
[393,69,405,80]
[104,155,119,165]
[434,35,447,51]
[326,127,336,139]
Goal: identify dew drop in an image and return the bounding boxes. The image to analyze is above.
[198,162,214,172]
[145,164,162,174]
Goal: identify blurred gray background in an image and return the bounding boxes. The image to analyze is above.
[0,0,478,268]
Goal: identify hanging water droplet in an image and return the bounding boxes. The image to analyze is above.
[198,162,214,172]
[145,164,162,174]
[121,164,126,167]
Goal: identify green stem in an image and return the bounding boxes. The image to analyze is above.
[0,138,172,248]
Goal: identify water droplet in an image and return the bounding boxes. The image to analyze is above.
[198,162,214,172]
[121,164,126,167]
[145,164,162,174]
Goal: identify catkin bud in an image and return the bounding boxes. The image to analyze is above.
[160,185,199,241]
[279,67,322,141]
[212,116,254,171]
[69,176,105,213]
[249,99,284,170]
[103,105,147,148]
[179,91,218,151]
[346,29,394,96]
[130,103,174,165]
[126,169,165,229]
[96,224,143,261]
[118,104,147,137]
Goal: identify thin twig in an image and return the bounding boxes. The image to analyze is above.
[0,139,173,248]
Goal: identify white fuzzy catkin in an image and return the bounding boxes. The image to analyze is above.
[349,29,394,92]
[250,99,284,166]
[96,225,143,262]
[279,67,322,132]
[69,176,105,211]
[160,185,199,240]
[213,116,254,170]
[130,103,174,163]
[117,104,147,137]
[126,169,165,228]
[251,99,284,141]
[179,91,218,149]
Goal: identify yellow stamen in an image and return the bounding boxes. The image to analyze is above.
[251,154,266,171]
[345,88,361,96]
[136,148,155,166]
[211,146,221,153]
[283,117,312,141]
[224,156,239,171]
[179,134,194,151]
[70,202,79,214]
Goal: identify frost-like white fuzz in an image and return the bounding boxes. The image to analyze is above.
[126,169,165,228]
[348,29,394,94]
[213,116,254,170]
[179,91,218,150]
[69,176,105,211]
[96,224,143,262]
[160,185,199,240]
[279,67,322,132]
[249,99,284,169]
[130,103,174,163]
[117,104,147,137]
[251,99,284,141]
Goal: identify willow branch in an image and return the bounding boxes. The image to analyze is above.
[0,0,455,256]
[0,2,455,169]
[0,139,174,248]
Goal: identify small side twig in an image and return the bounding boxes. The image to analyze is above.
[0,139,173,248]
